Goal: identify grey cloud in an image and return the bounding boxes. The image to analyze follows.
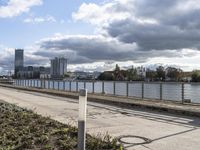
[34,50,91,64]
[39,36,138,62]
[106,19,200,50]
[37,35,183,64]
[103,0,200,51]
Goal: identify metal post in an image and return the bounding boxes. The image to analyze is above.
[102,81,104,94]
[44,79,46,89]
[44,80,46,89]
[126,82,129,97]
[53,81,55,90]
[113,81,116,95]
[160,83,163,100]
[142,82,144,99]
[58,81,60,90]
[63,81,65,91]
[92,81,95,93]
[40,80,43,88]
[69,81,72,92]
[76,81,78,92]
[47,79,50,89]
[78,89,87,150]
[84,81,86,89]
[182,83,184,103]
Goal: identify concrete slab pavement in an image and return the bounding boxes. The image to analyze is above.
[0,86,199,150]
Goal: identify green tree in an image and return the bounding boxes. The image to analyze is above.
[98,72,114,81]
[166,67,183,81]
[191,70,200,82]
[146,69,156,81]
[156,66,165,81]
[126,66,139,81]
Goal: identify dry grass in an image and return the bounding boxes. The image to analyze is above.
[0,102,120,150]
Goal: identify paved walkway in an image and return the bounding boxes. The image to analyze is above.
[0,87,200,150]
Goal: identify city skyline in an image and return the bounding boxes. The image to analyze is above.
[1,0,200,74]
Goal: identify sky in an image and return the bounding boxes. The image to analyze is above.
[1,0,200,74]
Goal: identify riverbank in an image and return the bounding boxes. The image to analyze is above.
[0,100,120,150]
[0,83,200,117]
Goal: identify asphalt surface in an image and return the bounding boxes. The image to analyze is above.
[0,87,200,150]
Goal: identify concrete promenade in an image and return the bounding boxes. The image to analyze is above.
[0,86,200,150]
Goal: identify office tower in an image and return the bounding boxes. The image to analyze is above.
[50,57,67,78]
[14,49,24,76]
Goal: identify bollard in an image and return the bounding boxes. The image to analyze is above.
[78,89,87,150]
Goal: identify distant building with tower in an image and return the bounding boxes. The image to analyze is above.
[50,57,68,78]
[14,49,24,77]
[14,49,50,79]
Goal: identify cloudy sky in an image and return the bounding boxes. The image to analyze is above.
[1,0,200,74]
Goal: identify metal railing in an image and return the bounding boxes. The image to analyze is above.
[12,79,200,104]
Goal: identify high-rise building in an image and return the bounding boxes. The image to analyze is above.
[14,49,24,76]
[50,57,67,78]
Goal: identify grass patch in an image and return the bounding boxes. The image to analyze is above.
[0,102,121,150]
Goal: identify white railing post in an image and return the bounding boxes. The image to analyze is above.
[78,89,87,150]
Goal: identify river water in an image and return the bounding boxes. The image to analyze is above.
[14,80,200,104]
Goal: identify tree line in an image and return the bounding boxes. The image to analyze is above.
[98,65,200,82]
